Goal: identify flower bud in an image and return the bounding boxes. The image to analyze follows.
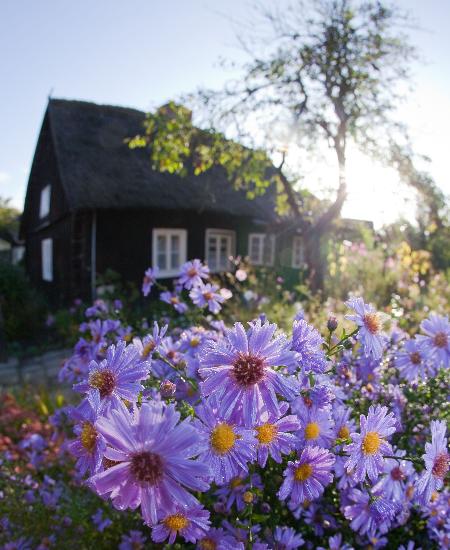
[160,380,176,398]
[327,316,338,332]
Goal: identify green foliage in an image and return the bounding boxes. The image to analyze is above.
[0,261,46,342]
[0,196,20,234]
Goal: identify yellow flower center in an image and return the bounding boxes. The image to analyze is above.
[229,477,243,489]
[190,337,200,347]
[294,463,313,481]
[363,313,381,334]
[80,422,97,453]
[256,423,278,445]
[163,513,189,531]
[170,296,179,304]
[142,341,155,357]
[210,423,236,455]
[199,539,217,550]
[338,426,350,439]
[305,422,320,440]
[89,369,116,398]
[362,431,381,455]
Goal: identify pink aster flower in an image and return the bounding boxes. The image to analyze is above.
[416,420,449,504]
[178,259,210,290]
[151,504,210,545]
[190,282,226,314]
[345,297,389,359]
[198,320,300,426]
[278,445,335,506]
[344,405,397,482]
[89,401,210,526]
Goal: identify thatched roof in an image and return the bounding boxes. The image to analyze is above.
[47,99,278,221]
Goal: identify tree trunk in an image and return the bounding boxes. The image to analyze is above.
[306,147,347,290]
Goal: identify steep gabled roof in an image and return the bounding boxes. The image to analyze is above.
[46,98,278,221]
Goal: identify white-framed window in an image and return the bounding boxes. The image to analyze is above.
[41,238,53,281]
[292,236,306,268]
[248,233,275,266]
[39,185,51,218]
[205,229,235,272]
[152,228,187,278]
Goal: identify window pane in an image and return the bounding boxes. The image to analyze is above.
[170,235,180,269]
[157,235,166,270]
[207,236,217,270]
[219,236,228,269]
[250,235,261,263]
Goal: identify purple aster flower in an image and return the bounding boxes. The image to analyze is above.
[272,526,305,549]
[396,338,433,382]
[416,420,449,503]
[278,445,335,506]
[254,403,300,467]
[199,320,300,426]
[345,297,389,359]
[119,530,147,550]
[190,282,226,314]
[193,397,256,485]
[291,398,335,448]
[372,450,415,501]
[68,392,106,475]
[152,504,210,545]
[178,259,210,290]
[344,405,397,482]
[3,538,32,550]
[142,267,159,296]
[355,355,381,385]
[398,543,422,550]
[74,341,150,410]
[343,488,391,536]
[214,472,262,511]
[291,319,327,374]
[133,322,168,362]
[416,314,450,369]
[333,404,356,442]
[160,290,188,314]
[89,400,210,526]
[196,527,243,550]
[92,508,112,532]
[317,534,354,550]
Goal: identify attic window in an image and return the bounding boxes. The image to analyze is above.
[39,185,51,218]
[292,236,306,268]
[41,238,53,281]
[248,233,275,266]
[152,229,187,278]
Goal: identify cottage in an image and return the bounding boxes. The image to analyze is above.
[20,99,307,305]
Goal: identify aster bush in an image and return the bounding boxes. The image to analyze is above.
[1,258,449,549]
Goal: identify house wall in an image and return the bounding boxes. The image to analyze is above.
[21,112,73,305]
[95,209,267,289]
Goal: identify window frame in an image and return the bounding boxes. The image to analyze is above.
[248,233,275,266]
[41,238,53,281]
[292,235,306,268]
[39,185,51,219]
[205,228,235,272]
[152,228,187,278]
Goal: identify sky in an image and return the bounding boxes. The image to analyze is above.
[0,0,449,228]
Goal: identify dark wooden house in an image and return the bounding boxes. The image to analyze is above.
[21,99,308,305]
